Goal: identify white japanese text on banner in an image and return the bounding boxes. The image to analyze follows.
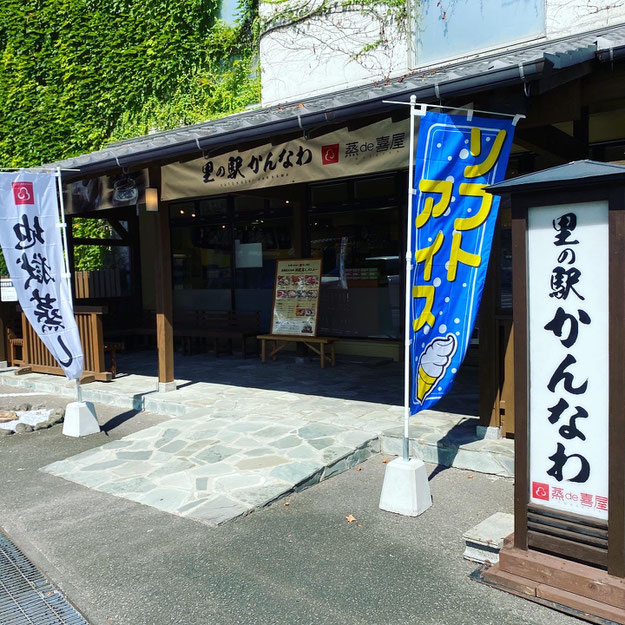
[410,113,514,414]
[0,172,83,379]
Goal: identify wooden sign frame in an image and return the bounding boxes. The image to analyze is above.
[510,185,624,575]
[482,170,625,624]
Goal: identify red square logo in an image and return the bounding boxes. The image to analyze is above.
[321,144,339,165]
[532,482,550,501]
[12,182,34,205]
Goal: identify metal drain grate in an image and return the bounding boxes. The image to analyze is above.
[0,531,88,625]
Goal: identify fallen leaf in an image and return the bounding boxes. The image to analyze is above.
[382,459,389,464]
[345,514,357,523]
[467,474,474,479]
[355,467,362,471]
[357,524,363,528]
[284,501,290,507]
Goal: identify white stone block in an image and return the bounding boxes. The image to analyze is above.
[62,402,100,437]
[158,381,177,393]
[378,457,432,517]
[476,425,502,440]
[462,511,514,564]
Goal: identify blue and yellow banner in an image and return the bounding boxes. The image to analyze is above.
[410,112,514,414]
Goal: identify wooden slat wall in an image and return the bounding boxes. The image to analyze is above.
[74,269,124,299]
[20,310,112,382]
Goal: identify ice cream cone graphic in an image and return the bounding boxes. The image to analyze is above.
[417,368,439,403]
[416,334,458,404]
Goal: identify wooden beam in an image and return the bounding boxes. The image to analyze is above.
[514,125,586,163]
[149,165,175,386]
[108,219,130,242]
[0,304,7,365]
[609,188,625,578]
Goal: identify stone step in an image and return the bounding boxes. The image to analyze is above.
[463,512,514,564]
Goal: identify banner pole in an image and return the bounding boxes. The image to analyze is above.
[55,168,72,297]
[403,95,417,462]
[55,168,81,401]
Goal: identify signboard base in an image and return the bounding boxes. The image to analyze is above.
[481,539,625,624]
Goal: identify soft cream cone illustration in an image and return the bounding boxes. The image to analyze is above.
[416,334,458,404]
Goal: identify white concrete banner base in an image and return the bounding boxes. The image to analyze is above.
[62,402,100,437]
[378,457,432,517]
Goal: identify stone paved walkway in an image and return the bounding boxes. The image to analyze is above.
[0,352,513,524]
[43,402,383,525]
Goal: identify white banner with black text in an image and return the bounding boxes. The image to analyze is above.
[0,172,83,379]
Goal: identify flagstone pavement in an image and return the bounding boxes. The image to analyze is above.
[1,351,513,525]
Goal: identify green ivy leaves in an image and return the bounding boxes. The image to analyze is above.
[0,0,260,168]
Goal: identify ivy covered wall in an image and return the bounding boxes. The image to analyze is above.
[0,0,260,169]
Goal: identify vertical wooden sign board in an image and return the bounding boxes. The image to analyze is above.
[483,162,625,625]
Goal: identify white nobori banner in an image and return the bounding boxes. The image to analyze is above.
[0,172,83,379]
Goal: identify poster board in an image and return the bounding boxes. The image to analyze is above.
[1,278,17,302]
[271,259,322,336]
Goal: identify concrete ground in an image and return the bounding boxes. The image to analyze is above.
[0,386,576,625]
[0,355,513,526]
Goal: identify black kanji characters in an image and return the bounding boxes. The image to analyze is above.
[552,213,579,247]
[227,156,245,180]
[550,266,584,300]
[202,161,215,183]
[30,289,64,332]
[13,215,44,250]
[17,252,54,290]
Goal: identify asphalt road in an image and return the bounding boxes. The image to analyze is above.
[0,384,577,625]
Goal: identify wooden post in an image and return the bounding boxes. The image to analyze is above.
[511,198,529,551]
[608,188,625,578]
[149,166,175,391]
[0,303,7,366]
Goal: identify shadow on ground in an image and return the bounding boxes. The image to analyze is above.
[111,348,480,413]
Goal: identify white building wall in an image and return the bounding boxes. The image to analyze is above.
[259,0,409,106]
[546,1,625,37]
[260,0,625,107]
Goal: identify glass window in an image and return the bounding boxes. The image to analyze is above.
[354,176,396,201]
[416,0,545,67]
[71,217,134,299]
[310,182,349,207]
[309,205,401,339]
[171,224,232,291]
[234,205,295,331]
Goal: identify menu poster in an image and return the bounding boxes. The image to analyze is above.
[271,259,322,336]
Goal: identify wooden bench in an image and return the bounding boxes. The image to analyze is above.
[103,341,124,377]
[175,311,260,358]
[257,334,337,368]
[6,328,23,366]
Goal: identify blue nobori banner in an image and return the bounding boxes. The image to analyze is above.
[410,112,514,415]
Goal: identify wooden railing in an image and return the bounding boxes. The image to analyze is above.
[18,306,112,382]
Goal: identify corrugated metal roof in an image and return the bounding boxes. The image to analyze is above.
[47,24,625,176]
[487,159,625,194]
